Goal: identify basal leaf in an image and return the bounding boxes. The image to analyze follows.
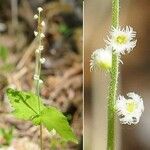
[40,107,78,143]
[6,88,45,121]
[6,88,78,144]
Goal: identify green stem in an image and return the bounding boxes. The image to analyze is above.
[34,11,43,150]
[107,0,120,150]
[40,124,43,150]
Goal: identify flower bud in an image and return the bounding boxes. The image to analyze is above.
[90,47,112,71]
[34,14,38,19]
[38,7,43,12]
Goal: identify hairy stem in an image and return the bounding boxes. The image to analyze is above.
[107,0,120,150]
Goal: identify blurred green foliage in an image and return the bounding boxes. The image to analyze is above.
[0,63,14,72]
[0,45,8,62]
[0,45,14,73]
[0,128,13,147]
[50,137,67,150]
[58,23,72,38]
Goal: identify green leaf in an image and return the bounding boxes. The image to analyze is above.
[6,88,78,144]
[40,107,78,143]
[0,45,8,62]
[6,88,45,121]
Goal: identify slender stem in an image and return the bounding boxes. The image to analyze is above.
[34,11,43,150]
[40,124,43,150]
[11,0,18,34]
[107,0,120,150]
[35,12,42,114]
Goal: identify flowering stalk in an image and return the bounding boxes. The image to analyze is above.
[107,0,120,149]
[34,7,45,150]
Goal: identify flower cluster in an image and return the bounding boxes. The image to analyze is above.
[116,93,144,125]
[33,7,46,84]
[90,25,144,125]
[90,26,137,71]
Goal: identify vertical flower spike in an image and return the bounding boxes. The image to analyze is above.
[34,7,45,85]
[116,92,144,125]
[105,26,137,54]
[90,47,112,71]
[33,7,45,150]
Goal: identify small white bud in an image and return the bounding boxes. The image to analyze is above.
[40,33,45,38]
[38,7,43,13]
[34,14,38,19]
[39,79,43,84]
[90,47,112,71]
[34,74,39,80]
[35,49,40,53]
[34,31,38,36]
[41,21,45,27]
[39,45,44,51]
[40,58,46,64]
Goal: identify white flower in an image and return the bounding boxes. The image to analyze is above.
[35,45,44,53]
[35,49,40,53]
[39,45,44,51]
[34,31,38,36]
[34,74,39,80]
[39,79,43,84]
[40,33,45,38]
[37,7,43,12]
[41,21,45,27]
[40,58,45,64]
[34,14,38,19]
[90,47,112,71]
[105,26,137,54]
[116,92,144,125]
[34,75,43,84]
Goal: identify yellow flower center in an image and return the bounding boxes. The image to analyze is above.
[116,35,127,44]
[126,100,137,113]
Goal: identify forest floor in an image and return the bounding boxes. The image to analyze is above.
[0,0,82,149]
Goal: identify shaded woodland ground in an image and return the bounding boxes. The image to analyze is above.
[0,0,82,149]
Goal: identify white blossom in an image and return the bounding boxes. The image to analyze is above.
[105,26,137,54]
[116,92,144,125]
[34,14,38,19]
[40,58,45,64]
[34,31,38,36]
[41,21,45,27]
[35,49,40,53]
[39,79,43,84]
[39,45,44,51]
[33,74,39,80]
[40,33,45,38]
[37,7,43,13]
